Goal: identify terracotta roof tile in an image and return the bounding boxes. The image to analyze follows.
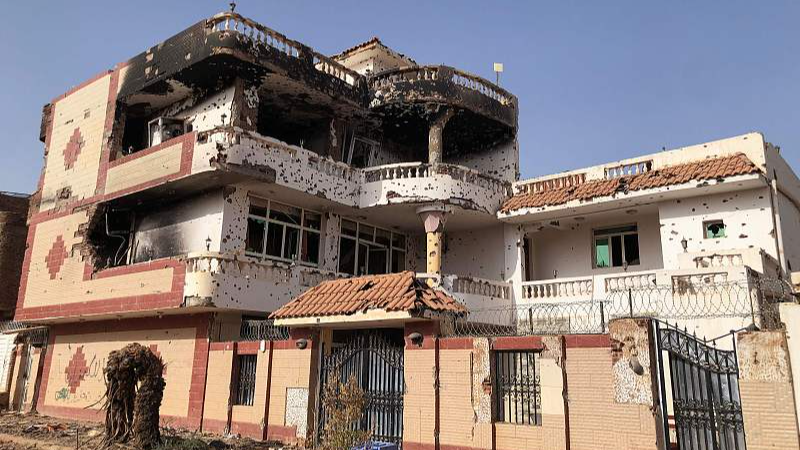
[270,271,467,320]
[501,153,760,213]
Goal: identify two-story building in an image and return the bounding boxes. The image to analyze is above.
[10,7,800,447]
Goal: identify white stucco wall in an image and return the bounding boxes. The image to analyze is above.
[447,139,519,182]
[440,226,507,280]
[163,85,235,132]
[658,187,777,270]
[528,212,663,280]
[777,191,800,272]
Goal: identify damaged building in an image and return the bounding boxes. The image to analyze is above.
[9,7,800,450]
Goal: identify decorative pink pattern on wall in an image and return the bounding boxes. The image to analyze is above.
[45,236,67,280]
[63,128,84,170]
[65,346,88,393]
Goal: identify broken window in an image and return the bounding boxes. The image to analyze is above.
[85,208,135,270]
[147,117,188,147]
[120,110,191,156]
[593,224,640,268]
[493,350,541,425]
[345,136,380,168]
[338,220,405,275]
[704,220,726,239]
[233,355,257,406]
[245,198,321,265]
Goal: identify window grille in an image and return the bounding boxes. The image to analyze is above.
[494,350,541,425]
[234,355,257,406]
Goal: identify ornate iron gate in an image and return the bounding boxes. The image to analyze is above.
[655,321,746,450]
[318,330,404,446]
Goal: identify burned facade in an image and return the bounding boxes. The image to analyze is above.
[0,192,29,319]
[9,8,800,450]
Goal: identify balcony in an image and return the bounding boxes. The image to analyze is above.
[194,127,362,207]
[119,12,366,109]
[183,252,344,312]
[193,128,511,213]
[184,252,513,315]
[370,66,517,155]
[360,162,511,213]
[370,65,516,128]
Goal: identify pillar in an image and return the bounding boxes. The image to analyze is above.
[428,108,454,165]
[416,204,451,286]
[231,78,259,132]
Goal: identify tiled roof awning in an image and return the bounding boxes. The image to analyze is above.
[270,271,467,320]
[501,153,760,213]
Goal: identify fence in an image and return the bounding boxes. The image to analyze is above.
[441,278,795,337]
[238,319,290,341]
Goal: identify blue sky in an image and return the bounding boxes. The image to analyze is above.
[1,1,797,194]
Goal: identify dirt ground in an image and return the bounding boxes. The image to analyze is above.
[0,412,296,450]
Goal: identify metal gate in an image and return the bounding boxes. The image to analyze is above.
[318,330,404,446]
[655,321,746,450]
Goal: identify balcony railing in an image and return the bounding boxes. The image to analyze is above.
[603,272,657,292]
[520,268,749,302]
[521,276,593,300]
[362,162,511,195]
[371,65,513,107]
[207,12,361,88]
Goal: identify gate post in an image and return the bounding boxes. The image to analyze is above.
[608,318,664,450]
[736,329,800,449]
[403,321,440,450]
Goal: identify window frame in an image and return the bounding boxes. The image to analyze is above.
[245,197,322,267]
[492,350,541,426]
[592,223,640,269]
[233,354,257,406]
[703,220,727,239]
[338,219,406,276]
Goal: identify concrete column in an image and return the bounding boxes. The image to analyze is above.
[231,78,259,132]
[428,108,454,165]
[503,224,525,303]
[416,204,451,286]
[320,213,341,272]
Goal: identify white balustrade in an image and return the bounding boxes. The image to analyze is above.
[208,12,359,87]
[451,277,511,300]
[693,253,744,269]
[521,278,593,300]
[604,273,657,292]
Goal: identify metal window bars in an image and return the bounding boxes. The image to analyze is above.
[234,355,257,406]
[494,350,541,425]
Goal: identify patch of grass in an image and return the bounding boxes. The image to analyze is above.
[157,436,211,450]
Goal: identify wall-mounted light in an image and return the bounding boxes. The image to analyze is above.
[408,332,424,347]
[206,236,212,251]
[680,237,688,253]
[296,338,308,350]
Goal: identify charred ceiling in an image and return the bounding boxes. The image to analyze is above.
[109,12,517,160]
